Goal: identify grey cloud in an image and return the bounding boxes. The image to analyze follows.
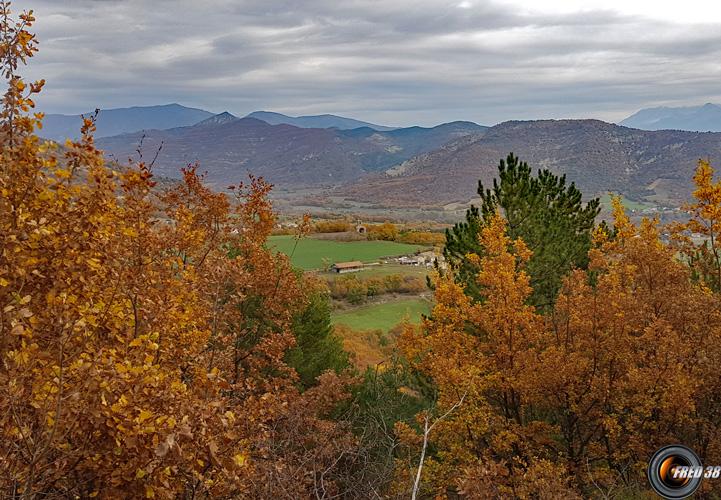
[20,0,721,126]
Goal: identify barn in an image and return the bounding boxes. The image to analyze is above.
[331,261,364,274]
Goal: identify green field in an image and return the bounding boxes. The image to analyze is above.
[331,298,431,332]
[269,235,425,270]
[599,193,656,212]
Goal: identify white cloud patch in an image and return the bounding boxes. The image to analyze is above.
[20,0,721,126]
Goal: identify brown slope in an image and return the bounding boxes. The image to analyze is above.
[336,119,721,207]
[96,117,484,189]
[97,117,366,188]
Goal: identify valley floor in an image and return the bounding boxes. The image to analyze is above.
[269,234,435,368]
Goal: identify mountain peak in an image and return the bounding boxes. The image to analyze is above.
[194,111,238,126]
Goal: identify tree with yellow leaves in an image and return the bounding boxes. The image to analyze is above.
[396,212,574,497]
[0,4,356,498]
[398,194,721,497]
[673,158,721,291]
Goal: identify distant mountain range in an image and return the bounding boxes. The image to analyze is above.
[40,105,399,141]
[45,102,721,209]
[96,113,486,187]
[195,110,398,131]
[338,119,721,207]
[42,101,721,144]
[244,111,395,131]
[41,104,214,141]
[620,103,721,132]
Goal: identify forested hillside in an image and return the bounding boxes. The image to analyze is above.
[339,119,721,207]
[96,110,721,209]
[96,115,484,188]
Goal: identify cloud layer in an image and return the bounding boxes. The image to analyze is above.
[23,0,721,126]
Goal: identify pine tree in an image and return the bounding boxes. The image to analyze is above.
[286,287,350,389]
[444,153,600,309]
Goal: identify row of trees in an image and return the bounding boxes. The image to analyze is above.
[306,218,445,246]
[328,273,427,304]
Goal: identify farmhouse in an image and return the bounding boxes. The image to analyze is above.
[331,261,364,274]
[398,256,421,266]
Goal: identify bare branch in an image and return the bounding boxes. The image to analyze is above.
[411,392,466,500]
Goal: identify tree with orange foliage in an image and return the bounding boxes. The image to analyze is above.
[398,195,721,498]
[368,222,399,241]
[397,212,575,498]
[0,4,356,498]
[673,159,721,291]
[533,198,721,496]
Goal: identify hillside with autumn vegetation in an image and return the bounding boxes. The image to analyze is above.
[7,5,721,499]
[337,119,721,208]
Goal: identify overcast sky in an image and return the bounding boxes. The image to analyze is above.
[23,0,721,127]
